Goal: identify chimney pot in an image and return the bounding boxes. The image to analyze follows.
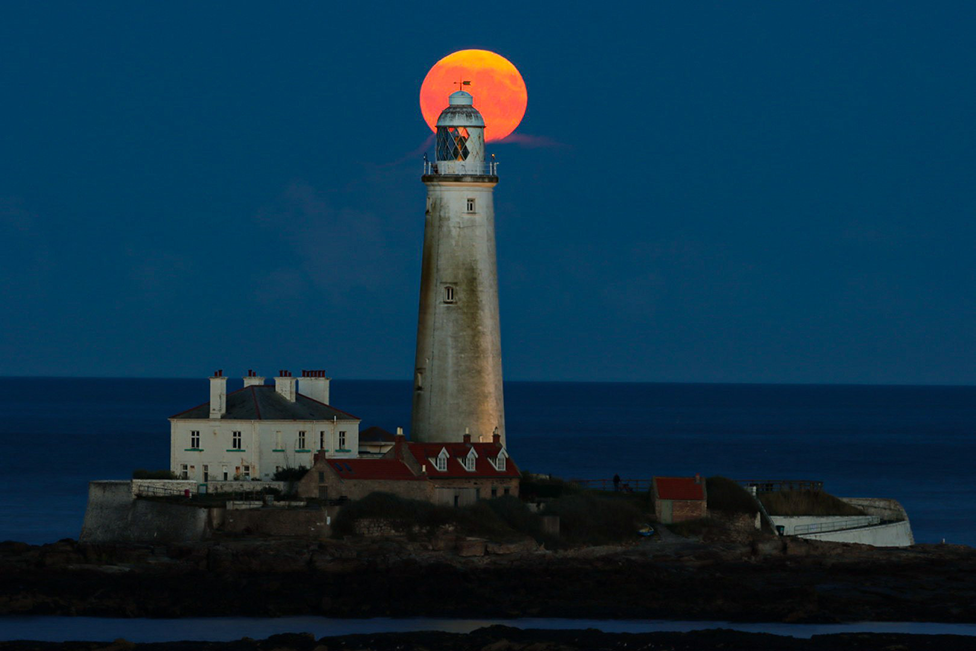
[463,433,471,444]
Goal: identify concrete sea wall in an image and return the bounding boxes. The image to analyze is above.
[81,481,210,543]
[800,520,915,547]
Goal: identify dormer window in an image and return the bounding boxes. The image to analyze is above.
[463,448,477,472]
[434,448,449,472]
[490,449,508,472]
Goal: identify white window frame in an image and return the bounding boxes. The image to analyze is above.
[297,431,306,449]
[444,286,456,303]
[466,198,476,213]
[338,430,347,450]
[319,431,326,450]
[232,431,242,449]
[464,449,477,472]
[434,449,448,472]
[180,464,188,479]
[190,430,200,449]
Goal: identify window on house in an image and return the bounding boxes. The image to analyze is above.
[465,454,476,471]
[503,487,510,496]
[222,466,228,481]
[435,455,447,472]
[466,198,475,212]
[276,431,282,449]
[318,471,325,483]
[298,431,306,449]
[492,455,506,471]
[319,431,325,450]
[491,487,497,498]
[243,465,250,479]
[444,286,455,303]
[232,431,242,449]
[338,431,347,449]
[203,465,209,482]
[180,464,188,479]
[190,430,200,449]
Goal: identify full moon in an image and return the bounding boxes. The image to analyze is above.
[420,49,527,142]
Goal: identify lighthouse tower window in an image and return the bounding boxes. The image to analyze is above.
[466,198,476,213]
[436,126,470,161]
[444,286,456,303]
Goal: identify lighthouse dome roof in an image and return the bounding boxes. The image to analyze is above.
[436,91,485,128]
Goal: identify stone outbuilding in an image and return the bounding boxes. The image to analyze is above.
[653,475,707,524]
[298,432,520,506]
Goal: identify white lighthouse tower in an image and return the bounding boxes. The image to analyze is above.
[411,90,506,446]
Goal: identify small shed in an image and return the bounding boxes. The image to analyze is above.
[653,475,707,524]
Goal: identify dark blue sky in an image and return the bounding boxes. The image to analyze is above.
[1,2,974,384]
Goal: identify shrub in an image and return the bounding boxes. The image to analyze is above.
[332,492,515,540]
[760,490,865,516]
[483,495,554,545]
[542,493,647,547]
[132,469,177,480]
[273,466,308,482]
[519,473,583,500]
[706,476,760,515]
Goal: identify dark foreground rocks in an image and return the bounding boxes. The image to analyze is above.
[1,537,976,622]
[3,627,976,651]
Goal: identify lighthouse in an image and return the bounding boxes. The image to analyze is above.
[411,90,506,446]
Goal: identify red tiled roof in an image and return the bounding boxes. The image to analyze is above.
[407,441,520,478]
[654,476,706,501]
[327,458,422,481]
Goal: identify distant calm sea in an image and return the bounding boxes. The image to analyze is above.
[1,378,973,546]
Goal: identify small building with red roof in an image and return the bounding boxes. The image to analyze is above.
[653,475,707,524]
[298,431,520,506]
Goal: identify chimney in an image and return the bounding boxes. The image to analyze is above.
[300,369,330,404]
[463,427,471,445]
[209,370,227,419]
[274,370,296,402]
[243,369,265,388]
[492,426,501,445]
[394,426,405,461]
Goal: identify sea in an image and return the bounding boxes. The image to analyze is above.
[1,378,974,547]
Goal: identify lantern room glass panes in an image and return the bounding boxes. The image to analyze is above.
[436,126,470,161]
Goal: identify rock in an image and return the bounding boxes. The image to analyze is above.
[486,539,539,555]
[457,538,486,557]
[432,532,458,551]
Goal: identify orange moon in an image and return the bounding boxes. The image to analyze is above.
[420,49,527,142]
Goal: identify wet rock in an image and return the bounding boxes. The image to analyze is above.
[457,538,487,557]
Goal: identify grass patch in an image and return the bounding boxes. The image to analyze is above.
[542,493,649,547]
[760,490,865,516]
[706,476,760,515]
[332,492,522,541]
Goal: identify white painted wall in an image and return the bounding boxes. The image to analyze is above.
[171,418,359,482]
[770,515,880,536]
[800,520,914,547]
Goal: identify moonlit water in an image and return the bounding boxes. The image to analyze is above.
[2,616,976,642]
[1,378,974,546]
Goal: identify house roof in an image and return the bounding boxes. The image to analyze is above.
[170,386,360,422]
[654,476,706,501]
[326,458,422,481]
[407,441,520,479]
[359,426,396,443]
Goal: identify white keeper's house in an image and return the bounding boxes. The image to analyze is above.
[169,370,360,483]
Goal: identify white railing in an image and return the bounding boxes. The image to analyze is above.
[794,516,881,535]
[423,160,498,176]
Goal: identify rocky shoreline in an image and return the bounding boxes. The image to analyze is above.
[3,627,976,651]
[2,536,976,623]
